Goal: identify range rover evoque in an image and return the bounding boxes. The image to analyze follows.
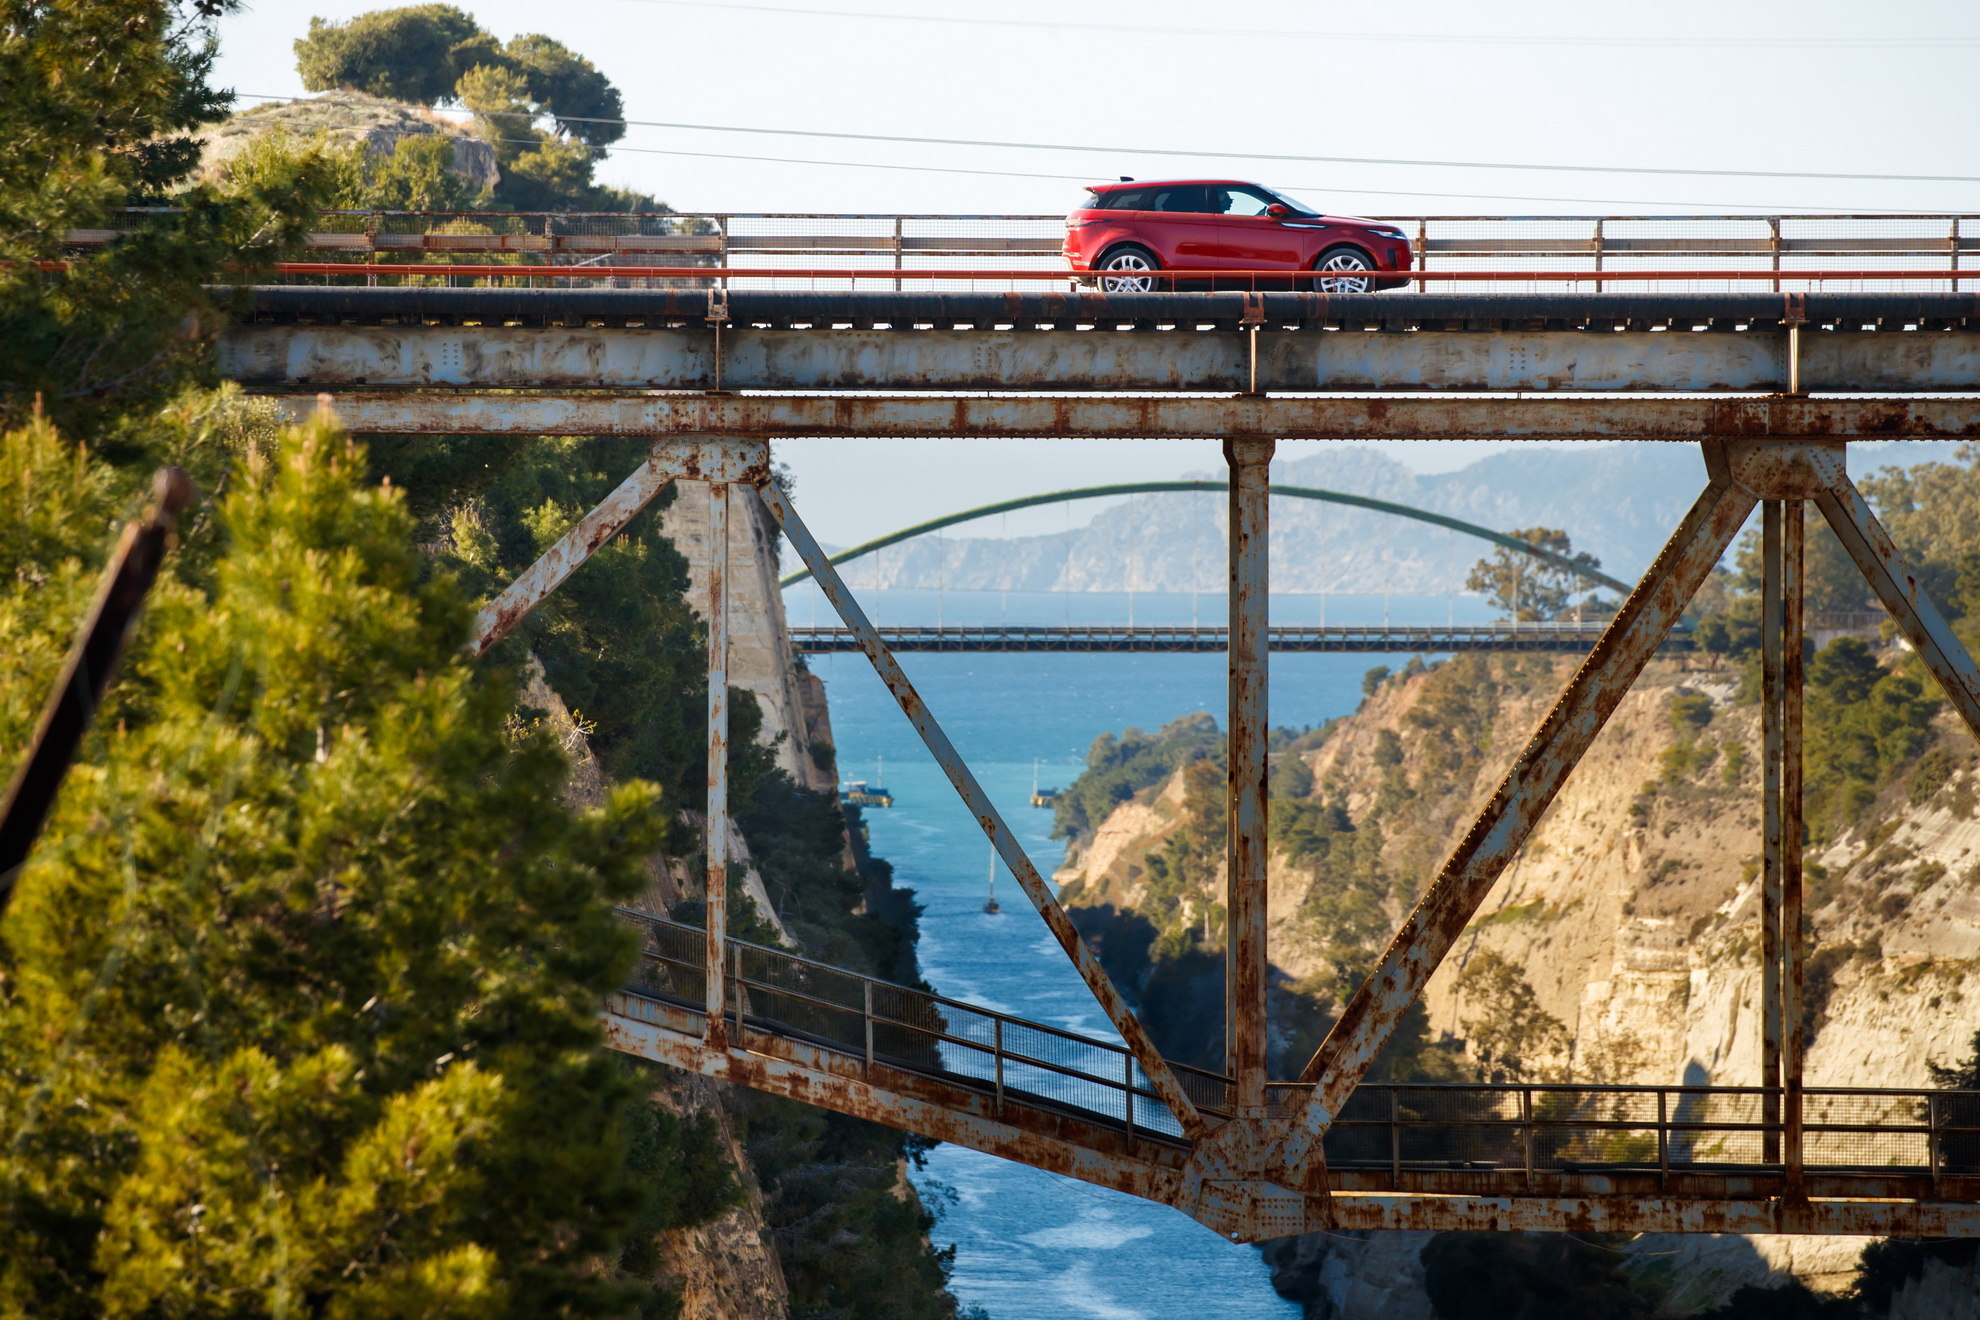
[1063,179,1413,292]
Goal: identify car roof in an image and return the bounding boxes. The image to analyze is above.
[1086,179,1263,191]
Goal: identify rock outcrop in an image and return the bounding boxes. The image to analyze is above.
[196,90,499,191]
[1055,651,1980,1314]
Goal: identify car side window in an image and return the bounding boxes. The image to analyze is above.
[1101,189,1149,210]
[1151,186,1210,213]
[1221,187,1278,217]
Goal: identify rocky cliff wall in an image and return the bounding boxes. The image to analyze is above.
[662,483,836,795]
[1055,651,1980,1314]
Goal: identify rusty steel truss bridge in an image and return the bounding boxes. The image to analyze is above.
[231,258,1980,1243]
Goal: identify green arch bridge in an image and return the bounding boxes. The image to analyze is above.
[777,481,1633,598]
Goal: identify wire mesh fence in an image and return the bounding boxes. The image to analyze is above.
[65,210,1980,294]
[619,910,1980,1176]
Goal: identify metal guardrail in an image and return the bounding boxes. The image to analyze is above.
[785,623,1682,655]
[63,210,1980,294]
[619,910,1980,1182]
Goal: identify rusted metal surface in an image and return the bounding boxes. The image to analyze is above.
[1225,438,1272,1110]
[703,480,730,1050]
[1815,463,1980,741]
[266,393,1980,442]
[604,1006,1184,1206]
[1282,467,1759,1185]
[469,439,768,656]
[1783,502,1807,1202]
[602,985,1980,1239]
[215,321,1980,394]
[1761,501,1784,1165]
[751,478,1209,1140]
[228,285,1980,332]
[0,466,193,906]
[469,454,675,656]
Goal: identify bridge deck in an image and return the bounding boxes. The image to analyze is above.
[787,623,1688,654]
[223,289,1980,395]
[605,912,1980,1237]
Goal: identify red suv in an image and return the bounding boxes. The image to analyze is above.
[1063,180,1413,293]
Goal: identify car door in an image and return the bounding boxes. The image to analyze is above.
[1209,185,1303,272]
[1137,185,1218,270]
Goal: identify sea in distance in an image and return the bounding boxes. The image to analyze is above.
[782,585,1502,1320]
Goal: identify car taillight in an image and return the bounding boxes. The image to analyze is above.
[1066,217,1091,229]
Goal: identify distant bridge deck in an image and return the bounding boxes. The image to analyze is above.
[786,622,1682,654]
[605,912,1980,1237]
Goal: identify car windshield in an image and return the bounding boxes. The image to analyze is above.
[1259,187,1321,217]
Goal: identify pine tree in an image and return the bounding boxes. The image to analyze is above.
[0,412,674,1316]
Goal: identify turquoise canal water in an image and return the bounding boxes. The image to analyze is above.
[783,587,1496,1319]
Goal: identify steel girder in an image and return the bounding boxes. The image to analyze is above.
[340,381,1980,1240]
[267,393,1980,441]
[220,322,1980,394]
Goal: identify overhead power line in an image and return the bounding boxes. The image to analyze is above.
[228,96,1962,212]
[255,96,1980,186]
[232,94,1978,186]
[607,0,1980,50]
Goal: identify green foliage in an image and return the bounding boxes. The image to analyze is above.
[1270,751,1314,800]
[0,414,677,1316]
[1361,664,1391,697]
[292,8,649,210]
[1669,691,1715,734]
[1052,712,1221,842]
[1861,443,1980,614]
[1464,527,1603,622]
[1690,1279,1857,1320]
[1422,1232,1656,1320]
[1140,757,1228,955]
[1456,950,1568,1082]
[1804,637,1940,838]
[295,5,486,104]
[1908,746,1962,806]
[0,0,329,434]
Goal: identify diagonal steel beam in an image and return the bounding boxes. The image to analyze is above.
[1814,465,1980,741]
[1279,464,1758,1184]
[752,478,1209,1141]
[469,450,677,657]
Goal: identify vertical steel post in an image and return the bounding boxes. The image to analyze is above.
[1225,436,1274,1112]
[863,978,875,1074]
[703,480,730,1049]
[1657,1089,1669,1191]
[1930,1092,1943,1195]
[1761,501,1784,1165]
[1390,1088,1401,1186]
[1124,1052,1136,1137]
[1782,500,1807,1197]
[993,1018,1005,1117]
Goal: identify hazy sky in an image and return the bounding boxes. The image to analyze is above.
[209,1,1980,545]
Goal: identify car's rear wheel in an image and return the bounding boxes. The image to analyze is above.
[1313,246,1377,294]
[1098,245,1162,293]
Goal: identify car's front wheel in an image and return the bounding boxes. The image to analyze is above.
[1098,245,1162,293]
[1313,246,1377,294]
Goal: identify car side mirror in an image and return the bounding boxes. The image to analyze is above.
[1266,203,1292,217]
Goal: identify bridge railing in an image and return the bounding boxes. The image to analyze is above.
[620,909,1225,1140]
[64,210,1980,294]
[622,911,1980,1180]
[783,622,1659,655]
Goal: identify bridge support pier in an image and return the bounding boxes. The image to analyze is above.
[1225,438,1273,1110]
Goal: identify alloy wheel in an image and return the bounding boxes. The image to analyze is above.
[1099,251,1158,293]
[1314,250,1375,294]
